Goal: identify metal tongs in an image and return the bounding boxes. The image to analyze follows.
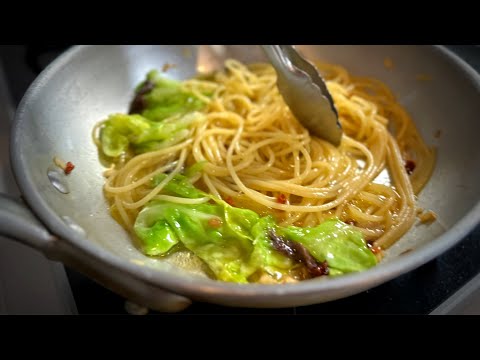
[261,45,342,146]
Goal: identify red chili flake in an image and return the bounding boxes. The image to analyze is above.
[367,240,382,254]
[208,217,222,228]
[276,193,287,204]
[371,246,382,255]
[225,197,234,206]
[405,159,416,175]
[64,162,75,175]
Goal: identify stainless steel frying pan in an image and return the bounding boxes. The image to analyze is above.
[1,45,480,312]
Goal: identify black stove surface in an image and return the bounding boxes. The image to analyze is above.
[2,45,479,315]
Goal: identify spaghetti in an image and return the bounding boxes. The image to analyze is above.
[96,59,435,259]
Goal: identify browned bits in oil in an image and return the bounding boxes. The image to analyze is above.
[345,219,357,226]
[405,159,416,175]
[434,129,442,139]
[384,57,394,70]
[162,63,177,72]
[418,210,437,224]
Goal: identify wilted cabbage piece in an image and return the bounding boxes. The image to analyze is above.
[134,174,378,283]
[99,112,204,158]
[98,71,207,159]
[130,70,205,120]
[278,220,377,276]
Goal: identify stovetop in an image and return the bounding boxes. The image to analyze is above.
[1,45,479,315]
